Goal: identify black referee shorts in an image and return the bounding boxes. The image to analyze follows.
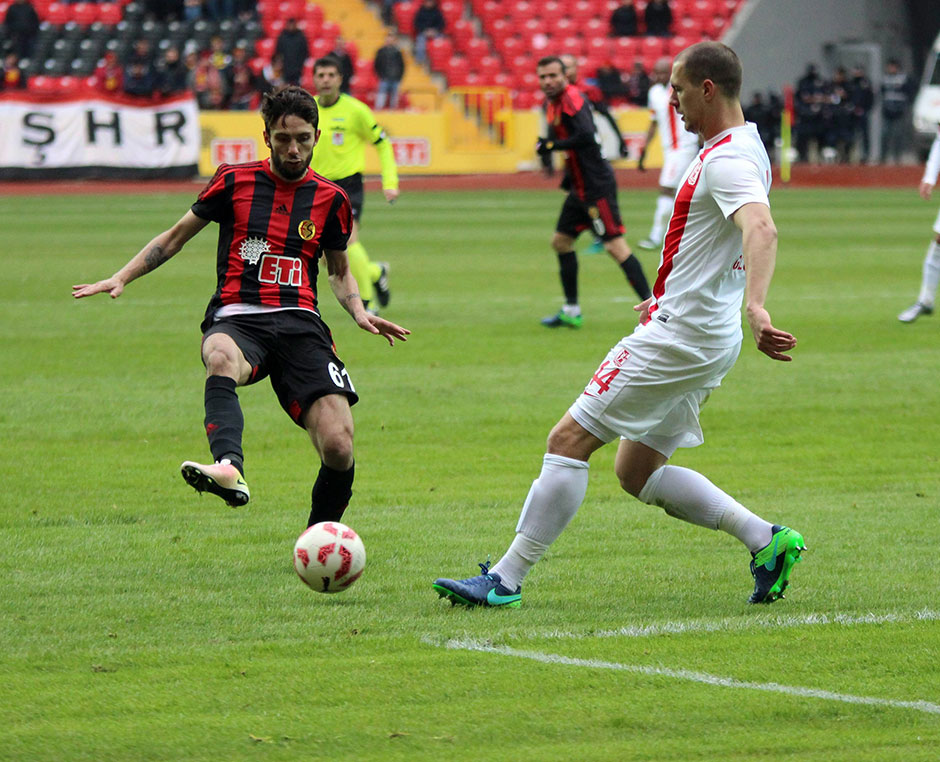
[332,174,365,222]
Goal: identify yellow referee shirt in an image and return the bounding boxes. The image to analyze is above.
[312,93,399,191]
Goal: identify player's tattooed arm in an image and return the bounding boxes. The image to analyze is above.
[144,243,170,273]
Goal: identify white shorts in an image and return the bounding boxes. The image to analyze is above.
[933,206,940,235]
[568,321,741,458]
[659,145,699,189]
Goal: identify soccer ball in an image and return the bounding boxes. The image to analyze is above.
[293,521,366,593]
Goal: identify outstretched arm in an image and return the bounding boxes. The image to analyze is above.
[734,202,797,361]
[323,248,410,346]
[72,211,209,299]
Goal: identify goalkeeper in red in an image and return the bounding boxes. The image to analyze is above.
[535,55,651,328]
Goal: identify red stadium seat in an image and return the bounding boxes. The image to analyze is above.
[450,18,474,52]
[479,0,503,22]
[478,54,501,79]
[70,2,98,25]
[97,3,121,24]
[583,17,607,38]
[667,35,690,56]
[498,35,525,59]
[309,37,334,58]
[559,35,585,57]
[255,38,275,59]
[444,55,470,86]
[439,0,462,25]
[46,2,68,25]
[393,1,415,35]
[569,0,594,25]
[277,0,304,20]
[303,3,323,26]
[487,17,512,47]
[492,71,513,88]
[463,37,489,60]
[513,89,539,109]
[263,17,285,37]
[640,35,667,56]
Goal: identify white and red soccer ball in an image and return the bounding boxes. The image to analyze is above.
[293,521,366,593]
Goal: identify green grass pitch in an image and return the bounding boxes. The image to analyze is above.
[1,184,939,761]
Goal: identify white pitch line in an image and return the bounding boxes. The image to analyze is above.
[442,640,940,716]
[439,608,940,644]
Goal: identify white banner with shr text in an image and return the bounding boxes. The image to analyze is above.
[0,91,200,178]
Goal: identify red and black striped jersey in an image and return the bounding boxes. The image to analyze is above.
[191,158,352,327]
[545,84,617,201]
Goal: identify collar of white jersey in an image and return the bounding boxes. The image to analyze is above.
[703,122,759,149]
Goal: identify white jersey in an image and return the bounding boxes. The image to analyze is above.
[646,123,771,348]
[923,126,940,186]
[648,82,699,155]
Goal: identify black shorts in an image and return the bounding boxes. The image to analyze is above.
[333,174,365,221]
[203,309,358,427]
[555,190,625,241]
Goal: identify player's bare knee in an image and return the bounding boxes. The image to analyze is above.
[616,468,647,499]
[204,346,237,377]
[319,432,354,470]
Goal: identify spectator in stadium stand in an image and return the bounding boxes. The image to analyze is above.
[412,0,445,65]
[3,0,40,60]
[794,62,825,161]
[143,0,184,23]
[330,37,355,94]
[380,0,400,26]
[226,44,258,109]
[204,0,235,22]
[183,0,202,22]
[123,60,158,98]
[275,17,309,85]
[125,37,155,73]
[827,66,856,163]
[595,61,628,104]
[93,51,123,93]
[208,34,232,73]
[624,59,650,105]
[191,48,228,108]
[261,54,286,92]
[157,45,189,96]
[849,65,874,163]
[644,0,673,37]
[880,58,916,164]
[2,52,27,89]
[374,31,405,109]
[743,91,775,158]
[609,0,638,38]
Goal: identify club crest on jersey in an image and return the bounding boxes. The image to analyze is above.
[687,159,703,186]
[238,236,271,265]
[298,220,317,240]
[332,132,344,146]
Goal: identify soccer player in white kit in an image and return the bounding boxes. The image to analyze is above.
[637,57,701,251]
[434,42,805,608]
[898,125,940,323]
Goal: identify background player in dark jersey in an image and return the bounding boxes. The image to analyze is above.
[73,85,409,528]
[536,55,651,329]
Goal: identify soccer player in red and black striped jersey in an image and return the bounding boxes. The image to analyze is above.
[73,85,409,528]
[535,55,650,329]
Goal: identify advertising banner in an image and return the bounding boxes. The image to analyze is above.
[0,90,200,179]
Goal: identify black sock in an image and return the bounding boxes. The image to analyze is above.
[557,251,578,305]
[620,255,651,300]
[204,376,244,474]
[308,462,355,527]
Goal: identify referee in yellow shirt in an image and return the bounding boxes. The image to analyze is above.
[312,56,400,313]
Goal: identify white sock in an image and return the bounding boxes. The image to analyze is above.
[562,303,581,317]
[638,465,773,553]
[918,241,940,307]
[491,453,589,590]
[649,194,674,243]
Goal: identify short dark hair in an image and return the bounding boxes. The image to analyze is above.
[314,55,343,74]
[261,85,319,132]
[676,41,742,99]
[537,55,564,70]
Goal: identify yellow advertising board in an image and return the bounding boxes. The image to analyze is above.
[198,105,660,178]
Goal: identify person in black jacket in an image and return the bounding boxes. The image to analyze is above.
[275,18,310,85]
[644,0,672,36]
[412,0,444,65]
[609,0,637,37]
[374,31,405,109]
[4,0,39,59]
